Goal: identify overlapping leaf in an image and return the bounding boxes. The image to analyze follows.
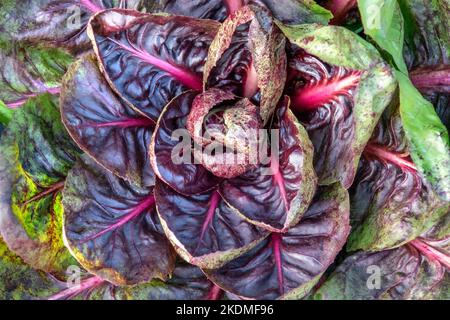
[220,97,317,232]
[155,180,267,269]
[60,54,155,187]
[279,23,397,188]
[88,9,219,122]
[206,184,350,300]
[348,107,449,252]
[62,155,176,286]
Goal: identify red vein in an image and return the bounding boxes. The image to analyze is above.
[410,66,450,93]
[80,0,102,13]
[106,37,202,91]
[80,195,155,244]
[292,70,361,112]
[6,87,61,109]
[410,238,450,270]
[21,181,65,207]
[206,284,223,300]
[91,117,155,128]
[364,144,417,171]
[271,157,289,213]
[196,191,221,250]
[47,276,104,300]
[243,62,258,98]
[224,0,244,15]
[271,233,284,295]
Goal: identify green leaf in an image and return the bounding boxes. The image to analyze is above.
[396,71,450,201]
[0,236,62,300]
[0,99,13,125]
[0,93,81,277]
[0,43,72,109]
[357,0,408,73]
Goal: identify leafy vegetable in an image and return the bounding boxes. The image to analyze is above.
[205,183,350,300]
[357,0,450,201]
[280,23,396,187]
[0,93,80,277]
[348,106,449,251]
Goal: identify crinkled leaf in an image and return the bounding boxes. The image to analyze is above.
[348,107,450,252]
[62,155,176,286]
[0,94,80,277]
[314,241,450,300]
[220,97,317,232]
[279,23,396,187]
[155,0,229,21]
[150,91,221,195]
[0,43,72,109]
[206,184,350,300]
[204,5,287,125]
[60,54,155,187]
[0,0,150,54]
[88,9,219,122]
[155,180,267,269]
[186,88,262,178]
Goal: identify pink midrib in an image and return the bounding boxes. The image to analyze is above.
[48,276,104,300]
[364,144,417,172]
[80,196,155,243]
[410,239,450,270]
[271,157,289,213]
[225,0,244,15]
[198,191,221,244]
[6,87,60,109]
[80,0,102,13]
[410,67,450,92]
[292,71,360,111]
[91,117,155,128]
[243,62,258,98]
[271,233,284,295]
[107,38,202,91]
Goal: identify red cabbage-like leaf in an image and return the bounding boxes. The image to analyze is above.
[156,0,230,21]
[60,54,155,187]
[155,180,267,269]
[62,155,176,286]
[220,97,317,232]
[348,108,450,251]
[288,48,363,187]
[203,4,287,124]
[88,9,219,122]
[321,0,357,25]
[0,0,149,54]
[150,91,221,195]
[186,88,262,178]
[205,183,350,300]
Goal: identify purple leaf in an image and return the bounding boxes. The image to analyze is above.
[62,155,176,286]
[88,9,220,121]
[155,180,267,269]
[206,183,350,300]
[60,53,155,187]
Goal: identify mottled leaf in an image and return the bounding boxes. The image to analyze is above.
[220,97,317,232]
[0,94,80,277]
[348,107,450,252]
[150,91,221,195]
[279,23,397,187]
